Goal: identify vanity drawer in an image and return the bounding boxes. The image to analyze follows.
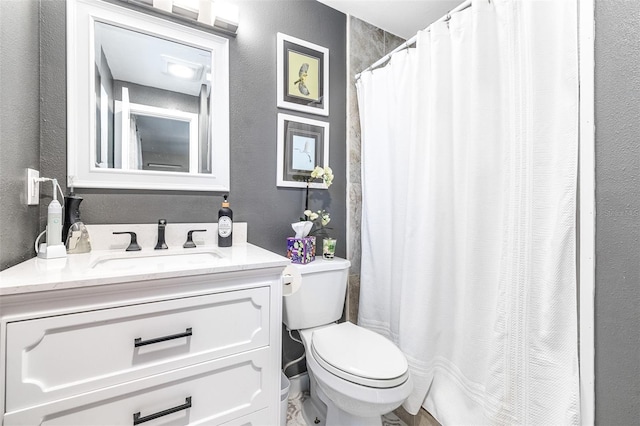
[5,287,270,411]
[219,408,270,426]
[4,347,271,426]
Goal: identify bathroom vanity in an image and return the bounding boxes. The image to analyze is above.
[0,229,288,425]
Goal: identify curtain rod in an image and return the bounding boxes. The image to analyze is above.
[355,0,473,80]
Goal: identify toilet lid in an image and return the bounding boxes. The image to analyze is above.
[311,322,408,388]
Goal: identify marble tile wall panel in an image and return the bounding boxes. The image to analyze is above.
[347,16,405,325]
[347,273,360,323]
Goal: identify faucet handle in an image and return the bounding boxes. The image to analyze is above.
[113,231,142,251]
[155,219,168,250]
[183,229,207,248]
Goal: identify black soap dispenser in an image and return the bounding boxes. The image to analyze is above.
[63,191,91,253]
[218,195,233,247]
[63,194,81,243]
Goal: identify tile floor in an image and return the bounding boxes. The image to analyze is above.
[286,391,407,426]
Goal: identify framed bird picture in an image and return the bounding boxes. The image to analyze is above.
[277,33,329,116]
[277,113,330,188]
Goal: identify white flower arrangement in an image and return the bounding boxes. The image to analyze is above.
[294,164,335,239]
[304,209,331,236]
[310,165,334,188]
[304,209,331,226]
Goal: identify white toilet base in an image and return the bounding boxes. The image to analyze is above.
[302,397,326,426]
[318,383,383,426]
[303,361,386,426]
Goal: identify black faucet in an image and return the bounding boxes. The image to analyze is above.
[183,229,207,248]
[155,219,168,250]
[113,231,142,251]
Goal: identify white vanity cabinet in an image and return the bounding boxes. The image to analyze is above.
[0,248,288,426]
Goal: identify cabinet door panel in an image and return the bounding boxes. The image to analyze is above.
[5,348,271,426]
[6,287,270,411]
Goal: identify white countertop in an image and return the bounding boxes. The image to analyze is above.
[0,243,290,296]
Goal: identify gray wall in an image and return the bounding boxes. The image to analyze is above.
[594,0,640,424]
[113,80,199,113]
[0,0,41,270]
[2,0,639,423]
[1,0,346,269]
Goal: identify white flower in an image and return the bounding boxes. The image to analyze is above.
[310,166,325,179]
[309,165,333,188]
[304,210,313,218]
[309,212,319,221]
[321,214,331,227]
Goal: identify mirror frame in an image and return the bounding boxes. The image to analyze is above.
[67,0,230,191]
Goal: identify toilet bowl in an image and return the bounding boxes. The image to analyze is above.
[282,258,412,426]
[299,323,412,425]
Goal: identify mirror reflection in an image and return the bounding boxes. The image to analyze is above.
[94,21,212,174]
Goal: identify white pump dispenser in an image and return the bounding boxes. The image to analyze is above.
[37,178,67,259]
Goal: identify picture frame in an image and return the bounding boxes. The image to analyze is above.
[277,33,329,116]
[277,113,330,189]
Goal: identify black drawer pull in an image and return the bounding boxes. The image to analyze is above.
[134,328,192,348]
[133,397,192,425]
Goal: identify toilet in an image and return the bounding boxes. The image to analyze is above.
[283,257,412,426]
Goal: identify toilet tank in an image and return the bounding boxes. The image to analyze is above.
[282,257,351,330]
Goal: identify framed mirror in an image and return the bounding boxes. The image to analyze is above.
[67,0,229,191]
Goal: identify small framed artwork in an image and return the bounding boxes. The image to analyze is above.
[277,113,330,189]
[277,33,329,116]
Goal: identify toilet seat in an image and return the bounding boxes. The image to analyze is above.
[310,322,409,388]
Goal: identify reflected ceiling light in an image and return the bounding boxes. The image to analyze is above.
[168,63,196,79]
[162,55,204,80]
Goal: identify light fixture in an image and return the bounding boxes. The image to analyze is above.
[134,0,240,36]
[212,1,239,34]
[172,0,199,20]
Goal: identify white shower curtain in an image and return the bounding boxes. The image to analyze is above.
[356,0,579,424]
[129,114,143,170]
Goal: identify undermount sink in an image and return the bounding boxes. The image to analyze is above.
[90,250,224,271]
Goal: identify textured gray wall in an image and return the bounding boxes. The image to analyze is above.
[594,0,640,424]
[0,0,345,270]
[0,0,41,270]
[113,81,199,113]
[3,0,639,423]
